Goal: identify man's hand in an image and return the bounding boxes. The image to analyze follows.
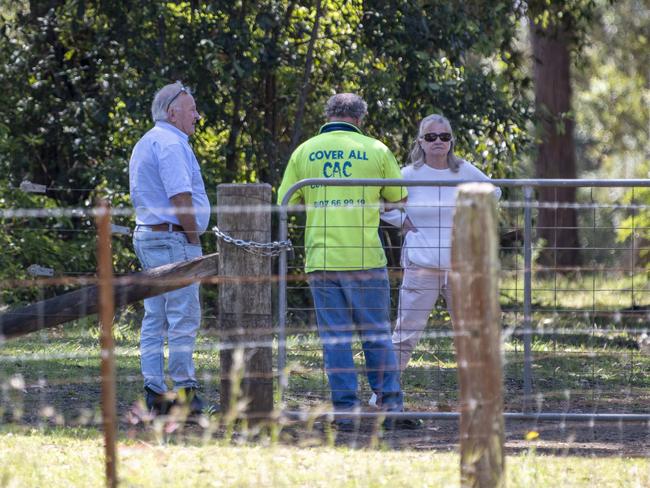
[170,192,201,245]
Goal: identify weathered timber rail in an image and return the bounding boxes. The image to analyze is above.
[0,252,219,340]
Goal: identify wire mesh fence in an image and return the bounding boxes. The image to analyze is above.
[278,179,650,420]
[1,179,649,448]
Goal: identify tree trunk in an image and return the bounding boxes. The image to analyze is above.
[259,73,278,186]
[224,0,248,181]
[289,0,323,153]
[259,1,296,188]
[530,17,581,269]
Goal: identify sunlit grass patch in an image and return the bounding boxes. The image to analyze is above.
[500,271,650,311]
[0,427,648,488]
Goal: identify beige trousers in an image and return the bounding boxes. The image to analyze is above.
[392,266,453,371]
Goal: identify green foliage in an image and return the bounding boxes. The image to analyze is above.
[360,0,531,177]
[0,0,533,307]
[0,0,531,191]
[0,181,97,305]
[574,0,649,177]
[0,177,140,307]
[0,2,133,199]
[526,0,599,50]
[570,0,650,263]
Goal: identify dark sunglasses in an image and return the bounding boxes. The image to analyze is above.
[166,83,188,111]
[422,132,452,142]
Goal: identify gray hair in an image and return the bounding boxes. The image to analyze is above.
[409,114,463,172]
[151,81,192,122]
[324,93,367,121]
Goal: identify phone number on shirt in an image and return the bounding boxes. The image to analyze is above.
[313,198,366,208]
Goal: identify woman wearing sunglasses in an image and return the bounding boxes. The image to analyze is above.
[381,113,501,379]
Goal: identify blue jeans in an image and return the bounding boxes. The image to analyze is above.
[133,230,203,394]
[308,268,403,412]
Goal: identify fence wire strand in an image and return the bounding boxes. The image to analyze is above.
[1,181,649,457]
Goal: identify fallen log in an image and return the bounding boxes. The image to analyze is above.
[0,252,219,340]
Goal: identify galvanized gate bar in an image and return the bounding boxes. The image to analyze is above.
[279,179,650,197]
[523,186,534,412]
[278,201,289,402]
[282,410,650,422]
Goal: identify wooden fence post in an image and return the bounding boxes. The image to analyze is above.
[96,200,118,488]
[217,184,273,420]
[450,183,505,488]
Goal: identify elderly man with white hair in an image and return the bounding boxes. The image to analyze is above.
[129,81,209,416]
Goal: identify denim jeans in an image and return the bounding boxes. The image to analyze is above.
[308,268,403,412]
[133,230,203,394]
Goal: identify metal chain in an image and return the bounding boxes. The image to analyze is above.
[212,226,293,257]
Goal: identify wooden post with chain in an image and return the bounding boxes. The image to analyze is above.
[217,184,274,421]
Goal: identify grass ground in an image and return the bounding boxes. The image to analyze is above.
[0,427,648,488]
[0,273,648,486]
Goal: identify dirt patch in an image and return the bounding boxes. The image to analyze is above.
[276,418,650,457]
[3,383,649,458]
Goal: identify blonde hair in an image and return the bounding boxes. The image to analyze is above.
[409,114,462,172]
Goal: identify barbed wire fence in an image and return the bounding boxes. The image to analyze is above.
[1,179,649,483]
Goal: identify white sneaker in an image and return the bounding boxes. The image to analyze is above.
[368,393,378,407]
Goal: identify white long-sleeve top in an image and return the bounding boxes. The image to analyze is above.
[382,160,501,270]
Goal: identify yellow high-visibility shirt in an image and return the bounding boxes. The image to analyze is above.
[277,122,406,273]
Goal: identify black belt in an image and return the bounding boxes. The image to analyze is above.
[137,223,184,232]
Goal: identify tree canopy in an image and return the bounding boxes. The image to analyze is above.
[1,0,647,301]
[0,0,531,198]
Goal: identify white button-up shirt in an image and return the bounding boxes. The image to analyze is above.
[129,121,210,232]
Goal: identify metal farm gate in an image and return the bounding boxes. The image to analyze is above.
[278,179,650,422]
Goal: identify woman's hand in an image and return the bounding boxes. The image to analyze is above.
[402,217,418,235]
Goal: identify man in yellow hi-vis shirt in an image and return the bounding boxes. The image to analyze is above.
[278,93,419,430]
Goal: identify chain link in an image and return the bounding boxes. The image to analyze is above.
[212,226,293,257]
